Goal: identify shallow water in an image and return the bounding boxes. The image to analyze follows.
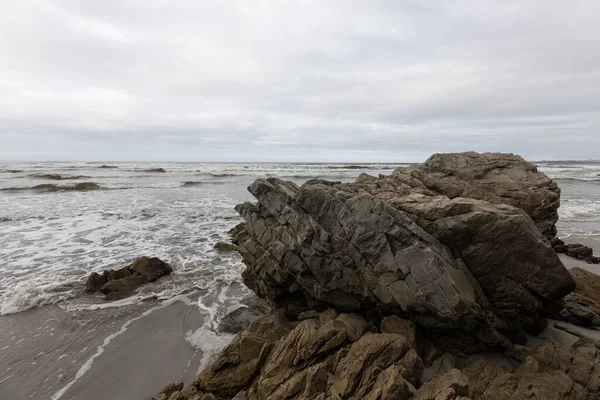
[0,161,599,315]
[0,162,399,315]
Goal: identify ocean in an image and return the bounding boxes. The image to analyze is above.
[0,162,400,317]
[1,161,599,317]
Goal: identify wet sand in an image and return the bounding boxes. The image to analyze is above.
[0,296,207,400]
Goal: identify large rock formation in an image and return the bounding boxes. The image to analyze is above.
[149,152,600,400]
[234,153,573,352]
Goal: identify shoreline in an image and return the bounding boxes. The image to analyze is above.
[1,251,598,400]
[0,295,209,400]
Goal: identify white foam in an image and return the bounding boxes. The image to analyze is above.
[185,326,234,372]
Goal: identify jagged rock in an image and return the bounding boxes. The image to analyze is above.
[428,353,457,377]
[192,310,424,400]
[364,364,415,400]
[504,344,532,363]
[297,310,320,321]
[390,152,561,239]
[335,313,369,342]
[461,339,600,400]
[413,369,470,400]
[553,267,600,327]
[235,152,574,351]
[381,315,425,356]
[128,257,172,282]
[566,244,594,261]
[194,313,292,397]
[230,222,250,245]
[85,257,172,300]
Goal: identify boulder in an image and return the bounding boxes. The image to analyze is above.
[191,310,424,400]
[553,267,600,328]
[214,242,238,252]
[390,152,561,239]
[194,313,292,396]
[85,256,172,300]
[234,153,574,351]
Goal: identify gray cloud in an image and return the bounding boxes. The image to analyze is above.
[0,0,599,162]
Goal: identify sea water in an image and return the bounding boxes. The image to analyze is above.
[0,162,400,315]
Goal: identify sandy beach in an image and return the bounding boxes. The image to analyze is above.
[0,295,211,400]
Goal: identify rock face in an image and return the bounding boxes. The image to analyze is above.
[390,152,561,239]
[85,256,172,300]
[193,312,424,400]
[153,311,600,400]
[462,339,600,399]
[234,152,574,352]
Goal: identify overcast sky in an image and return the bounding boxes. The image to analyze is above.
[0,1,599,162]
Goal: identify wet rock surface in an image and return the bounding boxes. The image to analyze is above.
[235,152,574,352]
[85,256,172,300]
[150,152,600,399]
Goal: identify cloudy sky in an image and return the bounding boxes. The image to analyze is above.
[0,1,598,162]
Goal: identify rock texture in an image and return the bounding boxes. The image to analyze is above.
[85,256,172,300]
[153,311,600,400]
[390,152,561,239]
[149,152,599,400]
[551,238,600,264]
[553,267,600,328]
[462,338,600,399]
[234,152,574,352]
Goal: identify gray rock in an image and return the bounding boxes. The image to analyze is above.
[391,151,561,239]
[85,256,172,300]
[214,242,237,252]
[234,153,574,351]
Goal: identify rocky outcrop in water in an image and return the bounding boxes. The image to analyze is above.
[85,256,172,300]
[234,152,573,352]
[151,152,594,400]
